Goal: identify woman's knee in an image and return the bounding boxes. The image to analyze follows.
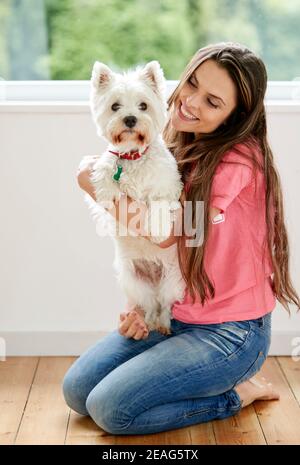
[86,385,132,435]
[62,367,90,416]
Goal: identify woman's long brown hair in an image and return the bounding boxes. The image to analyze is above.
[163,41,300,316]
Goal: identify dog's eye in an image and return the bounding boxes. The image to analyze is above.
[111,103,120,111]
[139,102,147,111]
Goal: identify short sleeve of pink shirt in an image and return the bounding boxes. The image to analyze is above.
[171,141,276,324]
[210,154,253,214]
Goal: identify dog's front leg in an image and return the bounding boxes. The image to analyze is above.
[155,307,172,336]
[90,160,122,204]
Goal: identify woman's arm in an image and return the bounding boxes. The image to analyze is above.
[158,205,222,248]
[77,155,98,201]
[77,157,156,239]
[77,157,220,247]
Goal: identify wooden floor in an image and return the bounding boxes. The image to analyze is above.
[0,356,299,445]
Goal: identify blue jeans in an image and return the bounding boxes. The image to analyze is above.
[62,312,272,435]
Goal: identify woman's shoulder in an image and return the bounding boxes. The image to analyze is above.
[221,138,263,170]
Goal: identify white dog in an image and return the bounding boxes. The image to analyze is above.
[85,60,186,335]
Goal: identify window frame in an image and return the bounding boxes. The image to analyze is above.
[0,80,299,103]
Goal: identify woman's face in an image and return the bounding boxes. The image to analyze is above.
[170,59,238,134]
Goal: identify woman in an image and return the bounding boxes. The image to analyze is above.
[63,42,300,435]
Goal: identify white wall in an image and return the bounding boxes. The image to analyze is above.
[0,97,300,355]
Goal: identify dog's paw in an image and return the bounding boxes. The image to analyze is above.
[144,321,156,333]
[155,310,172,335]
[156,325,172,336]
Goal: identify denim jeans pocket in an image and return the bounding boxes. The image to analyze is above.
[205,320,252,362]
[249,312,272,334]
[255,317,264,327]
[220,320,251,348]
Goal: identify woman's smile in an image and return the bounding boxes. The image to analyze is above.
[177,101,200,122]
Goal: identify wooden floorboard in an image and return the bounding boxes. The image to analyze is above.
[0,357,39,445]
[14,357,73,445]
[1,356,299,445]
[252,357,300,445]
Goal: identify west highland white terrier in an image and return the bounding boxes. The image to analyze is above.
[85,60,186,335]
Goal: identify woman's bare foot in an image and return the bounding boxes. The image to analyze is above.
[234,373,280,408]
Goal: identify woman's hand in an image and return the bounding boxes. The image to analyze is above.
[76,155,99,200]
[118,309,149,340]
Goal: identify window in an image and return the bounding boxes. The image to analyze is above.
[0,0,299,101]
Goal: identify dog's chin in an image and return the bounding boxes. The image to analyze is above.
[111,130,148,147]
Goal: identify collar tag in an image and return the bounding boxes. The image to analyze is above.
[112,164,123,182]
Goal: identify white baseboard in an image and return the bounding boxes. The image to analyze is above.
[0,330,299,357]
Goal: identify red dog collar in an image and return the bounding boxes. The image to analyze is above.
[108,146,149,160]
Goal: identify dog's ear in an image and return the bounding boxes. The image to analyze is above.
[91,61,115,90]
[137,60,166,98]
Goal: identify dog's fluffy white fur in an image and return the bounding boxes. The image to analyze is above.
[85,60,186,334]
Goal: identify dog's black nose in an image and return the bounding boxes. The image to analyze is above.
[123,115,137,128]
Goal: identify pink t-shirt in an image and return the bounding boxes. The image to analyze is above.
[171,141,276,324]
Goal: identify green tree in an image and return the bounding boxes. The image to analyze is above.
[1,0,299,81]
